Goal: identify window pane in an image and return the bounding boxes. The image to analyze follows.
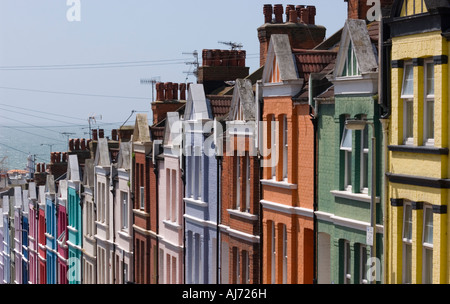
[426,100,434,140]
[402,65,414,96]
[405,100,414,139]
[404,244,412,284]
[341,128,352,150]
[426,63,434,96]
[346,151,352,187]
[403,204,412,241]
[424,248,433,284]
[424,207,433,244]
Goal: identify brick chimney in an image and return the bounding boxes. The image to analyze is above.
[258,4,326,67]
[197,49,250,94]
[151,82,186,125]
[344,0,394,20]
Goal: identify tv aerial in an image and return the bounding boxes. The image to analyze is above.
[218,41,243,50]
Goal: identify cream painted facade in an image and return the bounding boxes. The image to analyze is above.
[386,1,450,284]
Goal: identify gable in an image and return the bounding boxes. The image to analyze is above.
[334,19,377,78]
[95,138,111,167]
[184,84,212,121]
[229,78,255,122]
[163,112,182,147]
[400,0,428,16]
[133,113,151,142]
[67,154,80,181]
[262,34,298,83]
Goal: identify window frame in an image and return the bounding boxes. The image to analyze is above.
[402,63,414,145]
[343,240,351,284]
[423,61,435,146]
[340,127,353,192]
[422,204,433,284]
[360,124,369,194]
[402,202,413,284]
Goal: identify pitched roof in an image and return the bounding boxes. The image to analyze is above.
[45,174,55,195]
[208,95,233,119]
[293,49,338,81]
[262,34,299,83]
[82,159,95,188]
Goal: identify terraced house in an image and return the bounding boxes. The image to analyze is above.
[316,17,384,284]
[384,0,450,284]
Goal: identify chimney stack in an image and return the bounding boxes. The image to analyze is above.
[345,0,393,20]
[258,4,325,66]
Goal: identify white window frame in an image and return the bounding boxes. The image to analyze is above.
[139,186,145,211]
[271,116,277,180]
[342,41,361,77]
[402,202,413,284]
[360,245,368,284]
[121,191,128,230]
[344,240,351,284]
[245,152,251,213]
[422,204,433,284]
[402,63,414,145]
[282,224,287,284]
[282,115,288,182]
[242,250,250,284]
[423,61,434,146]
[360,125,369,194]
[236,155,241,211]
[340,127,353,192]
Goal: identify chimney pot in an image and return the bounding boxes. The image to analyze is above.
[56,152,61,163]
[307,6,316,25]
[172,83,179,100]
[69,139,74,151]
[300,7,309,24]
[165,82,173,100]
[99,129,104,139]
[80,137,86,149]
[289,9,298,23]
[263,4,273,23]
[111,130,117,141]
[92,129,98,141]
[179,83,186,100]
[74,138,80,150]
[36,163,41,173]
[62,152,67,163]
[156,82,164,101]
[274,4,283,23]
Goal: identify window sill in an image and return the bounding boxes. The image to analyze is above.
[183,197,207,207]
[388,145,449,155]
[227,209,258,221]
[330,190,380,204]
[260,179,297,190]
[117,230,132,240]
[132,209,149,217]
[162,220,182,230]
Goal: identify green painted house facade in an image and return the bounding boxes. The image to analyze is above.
[316,19,384,284]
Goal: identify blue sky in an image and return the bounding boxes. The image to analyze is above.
[0,0,347,128]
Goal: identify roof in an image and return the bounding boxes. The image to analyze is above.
[208,95,232,119]
[82,158,95,188]
[293,49,338,81]
[45,174,56,195]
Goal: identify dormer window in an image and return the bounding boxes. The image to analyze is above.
[342,42,360,77]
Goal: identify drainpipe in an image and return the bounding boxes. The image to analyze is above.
[256,80,263,284]
[150,144,160,284]
[216,153,222,284]
[110,165,118,284]
[309,73,320,284]
[180,123,187,284]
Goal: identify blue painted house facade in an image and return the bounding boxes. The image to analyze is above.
[67,154,82,284]
[2,195,10,284]
[22,189,29,284]
[45,175,57,284]
[183,84,219,284]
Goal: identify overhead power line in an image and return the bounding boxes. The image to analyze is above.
[0,86,149,100]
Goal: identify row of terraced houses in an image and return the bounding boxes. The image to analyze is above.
[1,0,450,284]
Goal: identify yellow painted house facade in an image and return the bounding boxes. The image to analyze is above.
[385,0,450,284]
